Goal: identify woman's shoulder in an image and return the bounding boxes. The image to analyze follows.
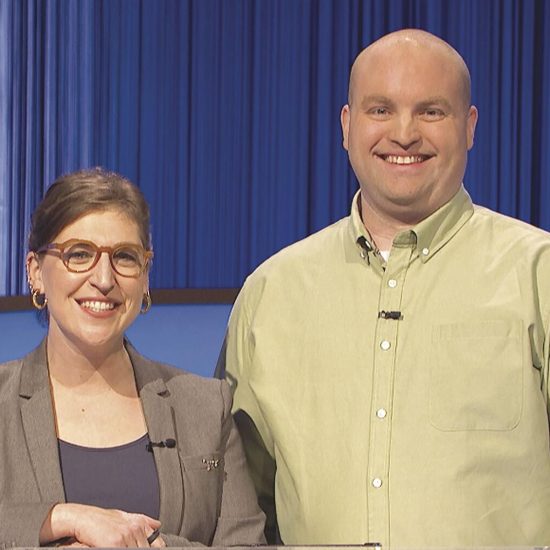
[0,356,24,371]
[0,355,26,400]
[0,357,24,376]
[127,343,231,409]
[0,342,42,372]
[152,358,227,392]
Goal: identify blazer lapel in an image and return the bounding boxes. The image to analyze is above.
[129,344,184,534]
[19,342,65,503]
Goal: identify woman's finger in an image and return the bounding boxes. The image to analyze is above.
[147,529,160,545]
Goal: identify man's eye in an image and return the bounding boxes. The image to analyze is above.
[369,107,390,117]
[421,108,445,119]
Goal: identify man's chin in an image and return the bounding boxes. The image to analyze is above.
[381,193,437,225]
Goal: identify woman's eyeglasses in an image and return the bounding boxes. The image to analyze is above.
[36,239,153,278]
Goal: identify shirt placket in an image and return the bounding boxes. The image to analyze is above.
[367,239,414,545]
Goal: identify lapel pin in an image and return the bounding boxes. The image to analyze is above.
[202,458,220,471]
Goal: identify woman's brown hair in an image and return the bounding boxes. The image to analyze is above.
[29,167,151,252]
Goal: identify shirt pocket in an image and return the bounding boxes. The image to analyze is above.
[429,320,523,431]
[179,452,225,540]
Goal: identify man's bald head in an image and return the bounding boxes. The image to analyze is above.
[348,29,472,110]
[340,27,478,228]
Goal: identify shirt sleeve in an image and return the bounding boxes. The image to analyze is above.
[210,381,266,546]
[543,309,550,426]
[216,286,279,543]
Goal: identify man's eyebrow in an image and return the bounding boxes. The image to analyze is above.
[359,95,395,109]
[357,95,453,110]
[417,97,453,110]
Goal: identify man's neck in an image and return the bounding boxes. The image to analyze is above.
[359,194,416,251]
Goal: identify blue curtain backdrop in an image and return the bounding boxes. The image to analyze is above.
[1,0,549,295]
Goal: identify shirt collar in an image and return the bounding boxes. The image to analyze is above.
[348,190,372,256]
[412,186,474,262]
[348,186,474,263]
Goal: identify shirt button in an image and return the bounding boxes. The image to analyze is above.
[372,478,382,488]
[422,247,429,256]
[388,279,397,288]
[376,408,387,419]
[380,340,391,351]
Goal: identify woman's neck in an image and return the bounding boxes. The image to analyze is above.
[46,328,134,396]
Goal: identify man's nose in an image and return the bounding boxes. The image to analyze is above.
[88,252,116,294]
[388,113,421,150]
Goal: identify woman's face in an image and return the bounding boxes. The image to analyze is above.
[27,209,149,356]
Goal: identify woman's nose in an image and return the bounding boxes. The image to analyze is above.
[88,252,116,294]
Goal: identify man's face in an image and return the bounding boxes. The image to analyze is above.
[341,41,478,224]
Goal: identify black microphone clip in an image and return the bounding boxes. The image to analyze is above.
[358,236,373,264]
[146,438,177,452]
[378,310,403,320]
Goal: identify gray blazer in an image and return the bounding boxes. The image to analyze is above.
[0,340,265,547]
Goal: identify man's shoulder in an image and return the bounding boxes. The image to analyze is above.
[472,205,550,246]
[251,216,349,278]
[233,216,350,314]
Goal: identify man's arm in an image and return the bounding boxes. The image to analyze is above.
[233,409,279,544]
[210,381,267,546]
[215,290,280,544]
[543,308,550,428]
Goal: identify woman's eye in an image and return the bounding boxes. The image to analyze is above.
[68,249,93,260]
[66,247,94,264]
[114,249,140,266]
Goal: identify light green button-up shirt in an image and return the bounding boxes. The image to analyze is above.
[222,187,550,546]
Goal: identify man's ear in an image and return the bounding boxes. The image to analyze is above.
[466,105,478,150]
[341,104,351,151]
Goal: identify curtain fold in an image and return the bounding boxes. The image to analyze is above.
[1,0,549,294]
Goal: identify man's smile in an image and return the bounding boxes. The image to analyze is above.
[377,154,432,165]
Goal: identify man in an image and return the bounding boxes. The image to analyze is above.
[217,29,550,546]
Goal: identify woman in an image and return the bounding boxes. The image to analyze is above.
[0,168,265,547]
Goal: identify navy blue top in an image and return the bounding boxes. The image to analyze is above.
[58,433,161,520]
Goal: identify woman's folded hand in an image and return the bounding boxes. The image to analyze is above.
[41,503,163,547]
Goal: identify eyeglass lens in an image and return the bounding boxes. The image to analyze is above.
[63,242,145,276]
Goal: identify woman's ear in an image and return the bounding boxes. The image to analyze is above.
[26,252,43,292]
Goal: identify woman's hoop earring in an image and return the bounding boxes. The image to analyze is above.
[141,291,152,314]
[31,289,47,310]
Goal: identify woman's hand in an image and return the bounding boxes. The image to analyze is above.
[56,539,89,547]
[151,534,166,548]
[40,503,162,547]
[57,536,164,549]
[56,535,165,548]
